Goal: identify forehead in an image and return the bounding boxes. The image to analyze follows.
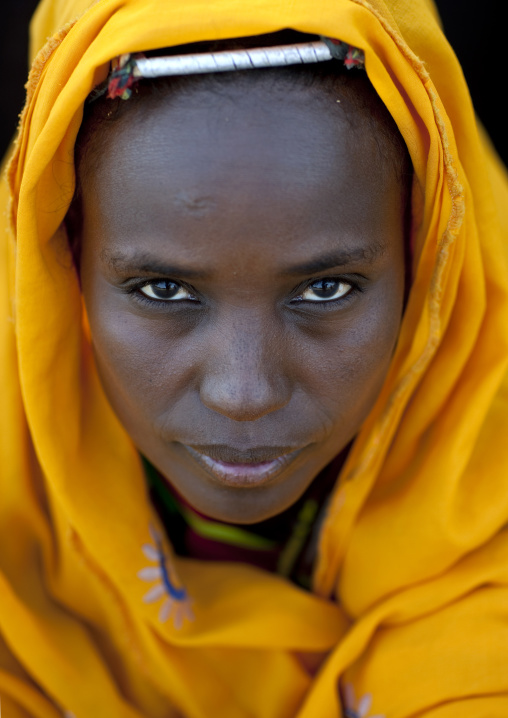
[79,78,405,266]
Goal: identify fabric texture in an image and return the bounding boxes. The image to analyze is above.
[1,0,508,716]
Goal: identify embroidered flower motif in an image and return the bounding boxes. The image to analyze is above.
[341,683,385,718]
[138,525,194,629]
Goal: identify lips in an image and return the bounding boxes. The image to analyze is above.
[182,443,303,487]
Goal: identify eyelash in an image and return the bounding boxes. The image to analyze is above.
[125,280,197,310]
[126,276,364,310]
[292,278,362,309]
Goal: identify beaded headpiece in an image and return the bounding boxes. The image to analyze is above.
[90,37,365,102]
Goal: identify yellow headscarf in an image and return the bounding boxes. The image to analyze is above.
[2,0,508,715]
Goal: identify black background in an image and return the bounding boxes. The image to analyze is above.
[1,0,504,164]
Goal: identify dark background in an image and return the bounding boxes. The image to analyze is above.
[1,0,504,164]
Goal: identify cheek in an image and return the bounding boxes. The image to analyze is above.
[92,315,197,424]
[295,285,403,429]
[82,280,199,437]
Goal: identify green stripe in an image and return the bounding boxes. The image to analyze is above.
[277,499,318,577]
[181,506,278,550]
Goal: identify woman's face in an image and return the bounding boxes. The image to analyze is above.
[79,79,407,523]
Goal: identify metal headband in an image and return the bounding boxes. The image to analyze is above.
[89,37,365,102]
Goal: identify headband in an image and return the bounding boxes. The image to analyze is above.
[89,37,365,102]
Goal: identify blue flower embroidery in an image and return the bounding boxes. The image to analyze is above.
[342,683,385,718]
[138,525,194,629]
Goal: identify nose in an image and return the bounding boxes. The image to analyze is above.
[198,313,291,422]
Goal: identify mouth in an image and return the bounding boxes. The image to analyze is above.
[181,443,304,488]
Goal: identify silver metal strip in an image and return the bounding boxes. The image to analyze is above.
[135,41,333,78]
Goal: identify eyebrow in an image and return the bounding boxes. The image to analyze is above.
[100,250,208,279]
[101,242,385,278]
[283,244,386,275]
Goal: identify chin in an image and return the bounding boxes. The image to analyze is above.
[171,473,315,525]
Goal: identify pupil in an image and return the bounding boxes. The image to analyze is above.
[312,279,338,298]
[152,281,178,299]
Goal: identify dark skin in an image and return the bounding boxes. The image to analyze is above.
[79,79,406,524]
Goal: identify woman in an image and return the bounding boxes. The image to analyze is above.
[1,0,508,716]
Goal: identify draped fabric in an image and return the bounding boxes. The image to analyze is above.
[1,0,508,715]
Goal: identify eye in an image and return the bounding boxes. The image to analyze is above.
[297,278,353,303]
[138,280,195,302]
